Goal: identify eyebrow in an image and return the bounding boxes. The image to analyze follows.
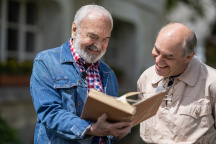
[154,45,159,52]
[87,33,98,37]
[154,45,174,58]
[87,32,110,39]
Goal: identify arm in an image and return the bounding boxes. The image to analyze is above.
[30,59,93,140]
[209,81,216,128]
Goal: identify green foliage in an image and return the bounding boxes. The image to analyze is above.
[0,60,33,75]
[166,0,178,12]
[0,111,22,144]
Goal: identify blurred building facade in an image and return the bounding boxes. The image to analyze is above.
[166,0,216,64]
[0,0,166,143]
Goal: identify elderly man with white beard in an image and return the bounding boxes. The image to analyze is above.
[30,5,132,144]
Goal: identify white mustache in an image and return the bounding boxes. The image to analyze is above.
[86,45,100,52]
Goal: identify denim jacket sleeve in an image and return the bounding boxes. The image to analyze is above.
[30,57,93,140]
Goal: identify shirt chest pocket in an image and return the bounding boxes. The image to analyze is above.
[53,77,86,116]
[175,99,214,139]
[179,100,211,119]
[54,77,82,89]
[177,99,213,137]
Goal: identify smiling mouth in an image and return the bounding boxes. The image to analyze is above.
[86,45,100,53]
[157,64,167,68]
[88,47,99,52]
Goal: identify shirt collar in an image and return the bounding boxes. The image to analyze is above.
[177,56,200,86]
[151,56,200,87]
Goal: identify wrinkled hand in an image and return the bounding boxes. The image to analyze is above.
[85,113,132,138]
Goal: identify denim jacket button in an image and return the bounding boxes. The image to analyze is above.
[77,102,81,106]
[78,80,82,84]
[66,90,70,93]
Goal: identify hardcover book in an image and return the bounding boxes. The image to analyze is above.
[81,89,167,126]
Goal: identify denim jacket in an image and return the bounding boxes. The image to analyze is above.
[30,39,118,144]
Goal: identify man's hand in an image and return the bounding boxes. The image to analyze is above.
[85,113,132,138]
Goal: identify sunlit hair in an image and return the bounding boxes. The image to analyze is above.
[182,32,197,57]
[73,4,113,30]
[157,22,197,57]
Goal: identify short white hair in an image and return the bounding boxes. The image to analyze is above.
[74,5,113,29]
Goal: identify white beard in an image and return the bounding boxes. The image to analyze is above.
[74,35,106,64]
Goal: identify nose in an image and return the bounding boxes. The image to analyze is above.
[94,40,102,48]
[155,55,163,63]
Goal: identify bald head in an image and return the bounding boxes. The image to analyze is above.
[158,22,197,57]
[152,22,197,77]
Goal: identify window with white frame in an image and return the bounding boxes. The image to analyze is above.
[0,0,38,62]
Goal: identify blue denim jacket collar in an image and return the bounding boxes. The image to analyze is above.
[60,39,75,63]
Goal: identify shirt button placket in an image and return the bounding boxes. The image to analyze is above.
[195,110,199,115]
[78,80,82,85]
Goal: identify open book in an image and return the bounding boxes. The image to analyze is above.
[81,89,167,127]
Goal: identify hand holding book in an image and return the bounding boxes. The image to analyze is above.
[85,113,132,138]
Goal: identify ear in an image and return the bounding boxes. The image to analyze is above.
[71,22,77,39]
[184,51,195,64]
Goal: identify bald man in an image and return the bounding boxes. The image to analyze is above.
[137,22,216,143]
